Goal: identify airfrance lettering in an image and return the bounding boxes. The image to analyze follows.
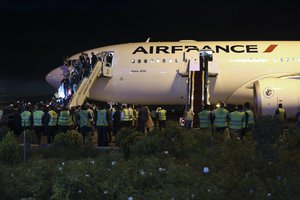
[132,44,277,54]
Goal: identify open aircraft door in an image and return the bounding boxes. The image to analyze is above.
[98,51,113,77]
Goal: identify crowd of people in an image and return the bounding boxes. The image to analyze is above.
[183,101,289,140]
[0,98,291,147]
[59,52,98,100]
[0,100,168,147]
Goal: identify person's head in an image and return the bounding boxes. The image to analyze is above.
[244,102,250,109]
[278,103,283,108]
[219,101,224,108]
[237,104,243,111]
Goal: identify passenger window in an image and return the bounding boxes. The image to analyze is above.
[169,59,172,63]
[162,59,166,63]
[131,59,135,64]
[150,59,154,63]
[156,58,160,63]
[144,59,147,63]
[175,59,179,63]
[138,59,141,63]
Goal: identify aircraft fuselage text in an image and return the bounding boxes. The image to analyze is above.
[132,44,277,54]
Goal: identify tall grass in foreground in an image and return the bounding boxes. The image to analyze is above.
[0,117,299,199]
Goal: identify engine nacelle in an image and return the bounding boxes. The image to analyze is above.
[254,78,300,119]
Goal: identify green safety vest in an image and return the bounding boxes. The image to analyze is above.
[128,108,133,121]
[58,110,70,126]
[213,108,228,128]
[48,110,58,126]
[229,111,244,130]
[198,110,211,128]
[184,109,194,121]
[159,109,167,121]
[79,110,91,127]
[33,110,44,126]
[21,111,32,127]
[277,108,286,121]
[122,108,130,121]
[96,109,108,126]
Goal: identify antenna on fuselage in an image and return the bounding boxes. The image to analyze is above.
[145,38,150,42]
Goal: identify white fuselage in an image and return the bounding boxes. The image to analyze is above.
[46,40,300,107]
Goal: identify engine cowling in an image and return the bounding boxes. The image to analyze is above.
[254,78,300,119]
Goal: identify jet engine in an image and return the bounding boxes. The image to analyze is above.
[254,78,300,119]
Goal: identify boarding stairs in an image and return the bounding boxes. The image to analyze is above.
[67,58,112,108]
[179,50,213,127]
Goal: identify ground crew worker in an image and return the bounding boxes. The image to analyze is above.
[198,105,212,129]
[241,102,255,139]
[32,104,45,144]
[128,105,134,128]
[274,103,286,135]
[20,106,32,131]
[158,107,167,130]
[274,103,286,121]
[121,105,130,128]
[95,105,109,146]
[79,104,92,144]
[132,106,139,128]
[184,106,194,129]
[58,106,71,133]
[228,105,244,140]
[45,105,58,144]
[212,102,229,136]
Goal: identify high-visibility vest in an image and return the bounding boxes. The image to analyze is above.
[96,109,108,126]
[159,109,167,121]
[229,111,244,130]
[58,110,70,126]
[48,110,58,126]
[213,108,228,128]
[128,108,133,121]
[21,111,32,127]
[245,109,254,128]
[184,109,194,121]
[122,108,130,121]
[79,110,90,127]
[199,110,211,128]
[277,108,286,121]
[33,110,44,126]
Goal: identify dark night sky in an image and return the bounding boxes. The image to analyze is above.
[0,0,299,100]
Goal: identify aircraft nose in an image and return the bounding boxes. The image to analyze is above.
[45,65,69,88]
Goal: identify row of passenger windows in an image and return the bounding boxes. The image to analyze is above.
[131,58,300,64]
[131,58,180,64]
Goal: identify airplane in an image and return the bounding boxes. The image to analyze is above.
[46,40,300,118]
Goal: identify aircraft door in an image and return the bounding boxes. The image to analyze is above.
[97,51,113,77]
